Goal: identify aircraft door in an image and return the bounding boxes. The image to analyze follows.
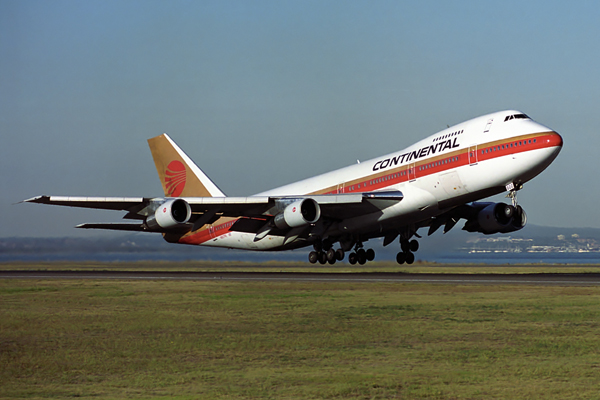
[337,183,345,194]
[483,118,493,133]
[468,145,478,165]
[408,162,417,181]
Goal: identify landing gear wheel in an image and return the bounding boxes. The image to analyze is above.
[335,249,345,261]
[326,248,336,263]
[366,248,375,261]
[328,257,336,265]
[409,240,419,252]
[318,251,327,265]
[358,252,367,265]
[308,251,318,264]
[396,252,406,264]
[405,251,415,265]
[348,252,357,265]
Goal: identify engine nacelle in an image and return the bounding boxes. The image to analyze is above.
[463,203,527,235]
[273,198,321,229]
[145,199,192,231]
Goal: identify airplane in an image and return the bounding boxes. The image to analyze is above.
[24,110,563,265]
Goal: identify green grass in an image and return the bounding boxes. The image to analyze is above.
[2,279,600,399]
[4,260,600,274]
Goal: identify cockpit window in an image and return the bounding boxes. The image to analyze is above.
[504,113,530,122]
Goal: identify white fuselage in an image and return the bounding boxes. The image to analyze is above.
[193,110,562,250]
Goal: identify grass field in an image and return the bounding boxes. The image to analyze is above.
[4,260,600,274]
[2,267,600,398]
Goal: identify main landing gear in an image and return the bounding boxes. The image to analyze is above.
[308,239,345,265]
[307,234,419,265]
[347,245,375,265]
[307,239,376,265]
[396,238,419,265]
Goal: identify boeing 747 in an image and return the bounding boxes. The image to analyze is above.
[25,110,563,264]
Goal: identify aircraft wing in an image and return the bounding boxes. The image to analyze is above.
[187,191,402,220]
[23,195,272,216]
[23,191,403,231]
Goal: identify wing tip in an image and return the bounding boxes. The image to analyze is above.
[22,195,50,204]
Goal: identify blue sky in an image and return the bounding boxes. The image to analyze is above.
[1,0,598,237]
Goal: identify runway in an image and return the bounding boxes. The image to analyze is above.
[2,270,600,286]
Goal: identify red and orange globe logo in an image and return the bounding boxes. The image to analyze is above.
[165,160,186,197]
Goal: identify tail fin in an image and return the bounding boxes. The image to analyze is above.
[147,134,225,198]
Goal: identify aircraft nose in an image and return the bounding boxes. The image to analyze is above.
[550,131,563,148]
[544,130,563,161]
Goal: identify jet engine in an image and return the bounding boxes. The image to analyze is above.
[145,198,192,231]
[273,198,321,229]
[463,202,526,235]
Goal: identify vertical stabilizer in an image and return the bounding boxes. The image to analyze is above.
[148,134,225,198]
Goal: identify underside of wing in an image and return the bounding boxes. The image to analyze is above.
[76,223,146,232]
[22,191,405,241]
[168,192,404,227]
[222,191,405,243]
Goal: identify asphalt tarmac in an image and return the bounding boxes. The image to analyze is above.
[2,270,600,286]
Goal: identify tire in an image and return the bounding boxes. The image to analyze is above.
[358,252,367,265]
[327,248,336,262]
[366,248,375,261]
[335,249,345,261]
[396,252,406,264]
[318,251,327,264]
[308,251,318,264]
[409,240,419,252]
[348,252,357,265]
[405,251,415,265]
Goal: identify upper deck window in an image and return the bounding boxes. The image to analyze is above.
[504,113,530,122]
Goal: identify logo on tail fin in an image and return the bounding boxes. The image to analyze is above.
[165,160,186,197]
